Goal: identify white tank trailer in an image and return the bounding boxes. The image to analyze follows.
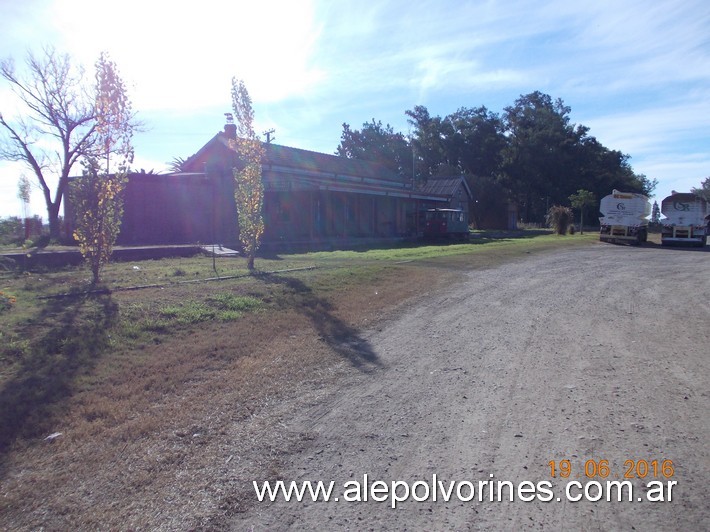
[599,190,651,245]
[661,191,709,247]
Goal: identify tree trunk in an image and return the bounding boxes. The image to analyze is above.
[47,202,61,241]
[580,209,584,235]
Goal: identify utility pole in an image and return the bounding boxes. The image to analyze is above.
[263,129,276,144]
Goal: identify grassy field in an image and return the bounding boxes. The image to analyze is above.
[0,231,598,528]
[0,233,598,444]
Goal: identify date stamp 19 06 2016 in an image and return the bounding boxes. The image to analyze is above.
[548,459,675,480]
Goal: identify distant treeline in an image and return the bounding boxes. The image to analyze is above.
[336,91,656,223]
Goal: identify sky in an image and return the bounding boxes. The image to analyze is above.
[1,0,709,218]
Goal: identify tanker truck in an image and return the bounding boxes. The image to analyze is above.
[599,190,651,245]
[660,191,709,247]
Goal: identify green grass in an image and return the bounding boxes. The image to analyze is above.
[157,295,261,325]
[0,232,596,447]
[292,232,597,263]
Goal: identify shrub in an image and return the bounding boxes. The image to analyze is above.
[0,217,24,245]
[546,205,573,235]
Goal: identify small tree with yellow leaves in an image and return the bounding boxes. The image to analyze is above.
[70,53,134,283]
[230,78,265,271]
[70,158,126,283]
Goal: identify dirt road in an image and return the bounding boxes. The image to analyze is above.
[231,244,709,531]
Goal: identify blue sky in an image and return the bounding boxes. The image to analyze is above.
[1,0,709,218]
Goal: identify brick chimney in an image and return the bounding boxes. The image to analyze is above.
[224,112,236,140]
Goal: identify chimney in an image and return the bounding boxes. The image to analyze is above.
[224,112,236,140]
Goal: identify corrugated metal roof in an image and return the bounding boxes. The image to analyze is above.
[184,131,408,183]
[182,130,470,202]
[418,177,472,199]
[264,143,406,183]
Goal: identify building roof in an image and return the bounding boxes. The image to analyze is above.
[184,130,405,182]
[263,143,405,183]
[418,177,472,200]
[181,127,471,202]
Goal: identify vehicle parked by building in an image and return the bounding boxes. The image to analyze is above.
[422,208,470,240]
[599,190,651,245]
[660,191,709,247]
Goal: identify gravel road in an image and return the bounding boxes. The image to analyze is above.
[232,244,709,531]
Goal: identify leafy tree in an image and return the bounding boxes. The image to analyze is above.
[405,105,507,191]
[70,53,134,283]
[405,105,449,181]
[230,78,264,271]
[0,47,138,239]
[499,91,655,223]
[69,159,126,284]
[336,119,412,179]
[444,106,507,179]
[500,92,586,223]
[93,52,135,172]
[568,189,596,234]
[572,135,655,204]
[691,177,710,201]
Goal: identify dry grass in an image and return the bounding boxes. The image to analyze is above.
[0,234,597,529]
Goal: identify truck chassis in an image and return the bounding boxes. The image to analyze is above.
[599,225,648,245]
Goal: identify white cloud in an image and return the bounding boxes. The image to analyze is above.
[584,96,710,156]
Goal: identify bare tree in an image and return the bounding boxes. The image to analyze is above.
[0,47,138,240]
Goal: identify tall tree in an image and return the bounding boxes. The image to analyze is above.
[0,47,138,239]
[405,105,448,181]
[406,105,507,185]
[69,53,134,283]
[568,189,596,234]
[444,106,506,178]
[691,177,710,201]
[500,92,583,222]
[230,78,264,271]
[93,52,135,173]
[336,119,412,179]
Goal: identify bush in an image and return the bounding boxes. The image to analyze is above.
[546,205,573,235]
[0,217,24,246]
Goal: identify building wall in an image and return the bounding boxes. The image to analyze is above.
[117,172,237,245]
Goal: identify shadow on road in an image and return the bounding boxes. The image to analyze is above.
[256,273,382,372]
[642,241,709,252]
